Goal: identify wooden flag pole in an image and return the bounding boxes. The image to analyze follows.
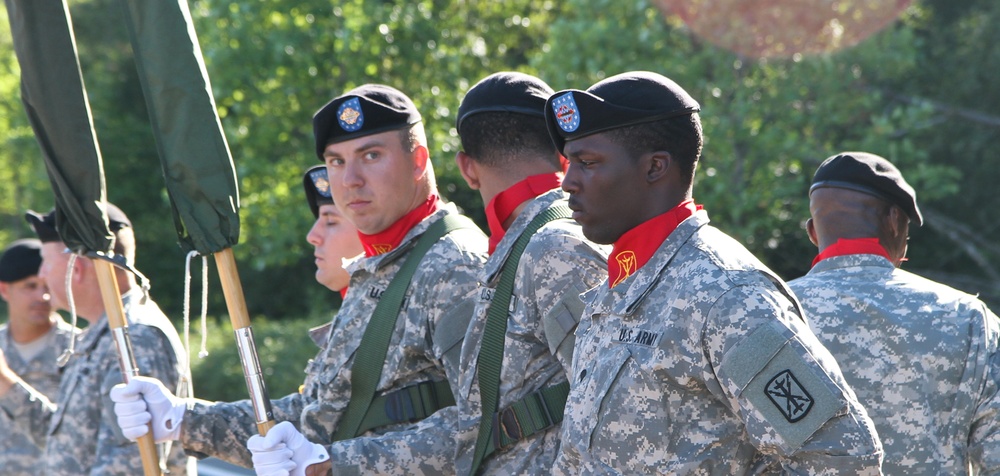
[214,248,276,435]
[93,259,162,476]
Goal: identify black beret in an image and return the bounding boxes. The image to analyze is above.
[303,165,333,219]
[810,152,923,226]
[0,239,43,283]
[312,84,422,160]
[25,203,132,243]
[456,72,554,135]
[545,71,701,154]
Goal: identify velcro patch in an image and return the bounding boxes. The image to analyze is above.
[719,321,845,451]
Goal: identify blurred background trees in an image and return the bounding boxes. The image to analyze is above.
[1,0,996,399]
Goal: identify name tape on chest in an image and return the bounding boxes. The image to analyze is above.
[615,327,661,347]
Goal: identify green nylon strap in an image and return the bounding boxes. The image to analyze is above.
[333,213,474,441]
[491,381,569,450]
[470,205,573,474]
[355,379,456,435]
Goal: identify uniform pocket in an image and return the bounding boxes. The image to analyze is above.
[584,345,633,449]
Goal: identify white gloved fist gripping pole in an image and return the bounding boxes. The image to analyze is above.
[247,421,330,476]
[110,375,187,442]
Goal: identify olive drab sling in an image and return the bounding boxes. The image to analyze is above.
[470,205,574,474]
[332,213,476,441]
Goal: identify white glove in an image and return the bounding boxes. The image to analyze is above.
[109,376,187,442]
[247,421,330,476]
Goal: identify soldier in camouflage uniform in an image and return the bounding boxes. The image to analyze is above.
[0,206,194,475]
[0,239,76,475]
[543,72,883,474]
[112,84,488,475]
[789,152,1000,474]
[449,72,608,475]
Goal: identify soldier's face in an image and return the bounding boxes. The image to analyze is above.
[323,130,426,235]
[0,275,53,328]
[38,242,72,311]
[562,132,650,245]
[306,204,363,292]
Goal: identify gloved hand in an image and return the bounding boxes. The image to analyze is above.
[247,421,330,476]
[109,376,187,442]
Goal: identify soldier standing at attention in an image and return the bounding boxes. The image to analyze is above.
[789,151,1000,474]
[112,84,488,475]
[0,238,76,476]
[543,71,883,474]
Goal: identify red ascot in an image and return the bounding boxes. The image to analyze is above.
[358,195,439,257]
[812,237,891,267]
[485,173,563,255]
[609,199,699,288]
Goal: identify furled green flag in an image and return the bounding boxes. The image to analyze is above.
[115,0,275,434]
[5,0,113,254]
[118,0,240,255]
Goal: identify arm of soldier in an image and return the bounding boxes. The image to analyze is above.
[320,405,460,475]
[180,392,308,468]
[968,304,1000,473]
[522,225,607,373]
[705,284,883,474]
[0,346,57,448]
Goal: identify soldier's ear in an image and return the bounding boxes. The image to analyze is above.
[645,150,672,183]
[806,218,818,248]
[455,151,480,190]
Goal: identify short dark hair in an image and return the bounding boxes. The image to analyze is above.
[459,112,560,169]
[605,113,703,186]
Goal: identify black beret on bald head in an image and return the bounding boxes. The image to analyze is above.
[810,152,923,226]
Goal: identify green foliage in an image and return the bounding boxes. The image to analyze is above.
[533,0,966,281]
[189,312,331,402]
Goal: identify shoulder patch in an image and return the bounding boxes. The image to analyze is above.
[764,369,813,422]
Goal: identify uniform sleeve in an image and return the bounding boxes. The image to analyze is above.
[0,378,56,448]
[180,390,308,467]
[90,323,185,475]
[326,405,459,475]
[524,225,607,374]
[969,304,1000,473]
[705,284,883,474]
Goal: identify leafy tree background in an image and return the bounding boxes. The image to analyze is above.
[0,0,996,400]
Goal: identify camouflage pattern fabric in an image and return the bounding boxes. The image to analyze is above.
[789,253,1000,474]
[181,204,488,473]
[0,319,75,476]
[553,211,884,475]
[453,189,608,475]
[0,288,194,475]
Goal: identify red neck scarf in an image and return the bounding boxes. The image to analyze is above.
[485,173,563,255]
[812,237,891,267]
[338,288,348,300]
[358,195,439,257]
[609,199,699,288]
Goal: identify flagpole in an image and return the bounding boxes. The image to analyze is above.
[214,248,276,435]
[94,259,163,476]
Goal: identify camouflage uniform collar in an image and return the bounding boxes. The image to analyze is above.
[592,210,709,317]
[480,188,566,284]
[808,252,894,275]
[346,201,458,275]
[308,321,334,348]
[73,287,144,355]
